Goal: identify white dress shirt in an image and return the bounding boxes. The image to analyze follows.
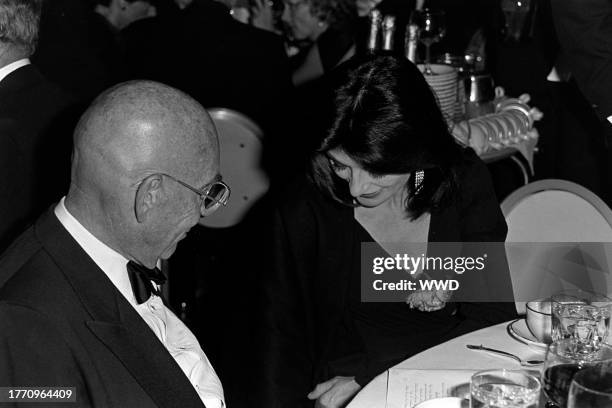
[0,58,30,83]
[54,198,225,408]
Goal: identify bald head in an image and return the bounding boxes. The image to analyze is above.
[66,80,219,266]
[72,80,217,188]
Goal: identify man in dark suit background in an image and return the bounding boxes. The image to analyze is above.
[550,0,612,205]
[0,0,73,251]
[0,81,227,407]
[170,0,292,135]
[551,0,612,128]
[154,0,295,180]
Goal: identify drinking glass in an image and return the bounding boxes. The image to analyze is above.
[410,8,446,75]
[551,290,612,356]
[542,340,612,408]
[567,361,612,407]
[470,369,540,408]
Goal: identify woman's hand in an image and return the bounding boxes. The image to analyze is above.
[250,0,276,32]
[307,376,361,408]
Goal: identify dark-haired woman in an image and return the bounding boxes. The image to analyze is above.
[260,54,516,408]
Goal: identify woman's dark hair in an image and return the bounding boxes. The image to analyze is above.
[310,53,463,219]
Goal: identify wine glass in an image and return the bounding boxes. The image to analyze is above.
[410,8,446,75]
[567,361,612,407]
[542,340,612,408]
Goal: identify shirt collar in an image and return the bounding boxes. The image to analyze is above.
[54,197,138,305]
[0,58,30,83]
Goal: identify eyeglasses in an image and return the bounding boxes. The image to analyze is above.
[160,173,230,217]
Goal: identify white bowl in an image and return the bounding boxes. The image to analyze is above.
[526,298,552,344]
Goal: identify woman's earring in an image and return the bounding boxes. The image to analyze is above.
[415,170,424,192]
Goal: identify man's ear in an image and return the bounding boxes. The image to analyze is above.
[135,174,164,223]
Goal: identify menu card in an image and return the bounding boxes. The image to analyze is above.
[385,369,477,408]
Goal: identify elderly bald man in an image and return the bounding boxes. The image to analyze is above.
[0,81,229,408]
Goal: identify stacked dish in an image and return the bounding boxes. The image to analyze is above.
[450,98,537,155]
[418,64,458,123]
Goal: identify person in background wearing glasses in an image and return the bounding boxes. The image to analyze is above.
[0,80,229,407]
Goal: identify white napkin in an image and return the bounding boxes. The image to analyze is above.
[138,296,225,407]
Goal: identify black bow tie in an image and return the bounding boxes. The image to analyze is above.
[127,261,167,304]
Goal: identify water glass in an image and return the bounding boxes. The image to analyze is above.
[567,361,612,407]
[551,290,612,355]
[470,369,540,408]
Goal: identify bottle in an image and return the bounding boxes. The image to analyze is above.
[381,15,396,51]
[367,9,382,52]
[405,23,418,62]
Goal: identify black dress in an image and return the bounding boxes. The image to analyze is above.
[259,147,517,408]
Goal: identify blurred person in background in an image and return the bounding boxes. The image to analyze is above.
[249,0,359,179]
[33,0,160,104]
[94,0,157,31]
[252,0,358,86]
[0,0,73,252]
[165,0,293,180]
[92,0,159,81]
[549,0,612,205]
[33,0,122,103]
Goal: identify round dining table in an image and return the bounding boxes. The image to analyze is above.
[347,319,546,408]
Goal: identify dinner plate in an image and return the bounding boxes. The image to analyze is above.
[507,318,547,350]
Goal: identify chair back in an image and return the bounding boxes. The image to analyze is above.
[501,179,612,313]
[200,108,269,228]
[502,179,612,242]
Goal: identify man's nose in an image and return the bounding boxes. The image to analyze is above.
[349,170,371,197]
[281,6,291,23]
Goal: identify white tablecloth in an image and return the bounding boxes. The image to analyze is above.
[347,320,545,408]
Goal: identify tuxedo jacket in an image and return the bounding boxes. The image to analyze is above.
[259,149,517,407]
[0,65,74,252]
[0,209,204,407]
[551,0,612,122]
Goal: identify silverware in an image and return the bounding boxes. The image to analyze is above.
[466,344,544,366]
